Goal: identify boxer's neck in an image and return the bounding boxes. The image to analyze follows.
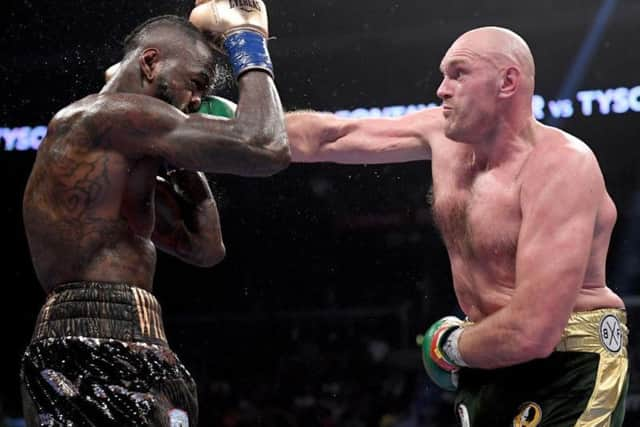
[100,61,149,96]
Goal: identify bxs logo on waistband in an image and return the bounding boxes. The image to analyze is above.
[600,314,622,353]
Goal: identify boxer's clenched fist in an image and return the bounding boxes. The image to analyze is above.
[189,0,269,40]
[189,0,274,79]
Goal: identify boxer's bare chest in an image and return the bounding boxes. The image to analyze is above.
[430,148,524,264]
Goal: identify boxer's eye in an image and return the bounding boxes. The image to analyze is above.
[192,79,205,91]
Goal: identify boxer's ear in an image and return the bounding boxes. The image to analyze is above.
[497,66,520,99]
[140,48,160,81]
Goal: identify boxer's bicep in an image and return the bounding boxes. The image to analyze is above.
[512,149,603,351]
[93,93,289,176]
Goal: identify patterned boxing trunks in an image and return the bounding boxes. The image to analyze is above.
[20,282,197,427]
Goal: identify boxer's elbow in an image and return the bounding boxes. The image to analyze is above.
[245,130,291,176]
[262,133,291,173]
[199,242,226,267]
[190,241,226,268]
[176,233,226,267]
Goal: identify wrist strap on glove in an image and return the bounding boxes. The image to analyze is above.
[224,30,274,80]
[442,327,468,367]
[418,316,468,391]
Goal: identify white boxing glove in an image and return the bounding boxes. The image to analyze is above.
[189,0,268,38]
[189,0,273,79]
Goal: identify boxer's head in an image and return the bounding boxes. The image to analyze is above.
[436,26,535,143]
[122,15,216,112]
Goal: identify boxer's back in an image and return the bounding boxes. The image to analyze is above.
[23,95,159,293]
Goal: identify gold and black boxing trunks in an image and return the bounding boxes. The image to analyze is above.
[454,309,629,427]
[20,282,198,427]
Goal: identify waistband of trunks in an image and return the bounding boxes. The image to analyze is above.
[31,281,167,345]
[554,308,628,355]
[461,308,628,356]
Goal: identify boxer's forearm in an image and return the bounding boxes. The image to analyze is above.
[180,199,225,267]
[160,222,224,268]
[285,111,345,162]
[186,0,289,176]
[286,109,434,164]
[153,174,224,267]
[234,72,289,163]
[183,195,223,250]
[170,171,225,266]
[458,307,552,369]
[157,210,225,268]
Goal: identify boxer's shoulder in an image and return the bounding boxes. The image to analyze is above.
[45,93,145,149]
[49,93,122,129]
[51,93,174,136]
[524,125,599,179]
[534,124,593,156]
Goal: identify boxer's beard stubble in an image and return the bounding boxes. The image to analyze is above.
[156,77,182,112]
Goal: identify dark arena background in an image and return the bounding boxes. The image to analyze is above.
[2,0,639,426]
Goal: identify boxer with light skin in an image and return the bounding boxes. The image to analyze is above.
[20,2,287,426]
[104,62,120,82]
[286,26,628,426]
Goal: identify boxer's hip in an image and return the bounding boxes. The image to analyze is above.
[21,282,198,426]
[455,308,629,427]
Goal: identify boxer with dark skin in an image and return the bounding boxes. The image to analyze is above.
[20,3,287,426]
[24,20,287,293]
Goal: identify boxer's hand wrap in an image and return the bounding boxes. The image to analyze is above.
[189,0,273,79]
[223,30,273,79]
[418,316,466,391]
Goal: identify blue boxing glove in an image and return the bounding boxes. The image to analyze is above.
[417,316,467,391]
[189,0,274,80]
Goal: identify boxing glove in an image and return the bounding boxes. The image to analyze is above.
[418,316,466,391]
[197,95,237,119]
[189,0,272,79]
[160,96,236,203]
